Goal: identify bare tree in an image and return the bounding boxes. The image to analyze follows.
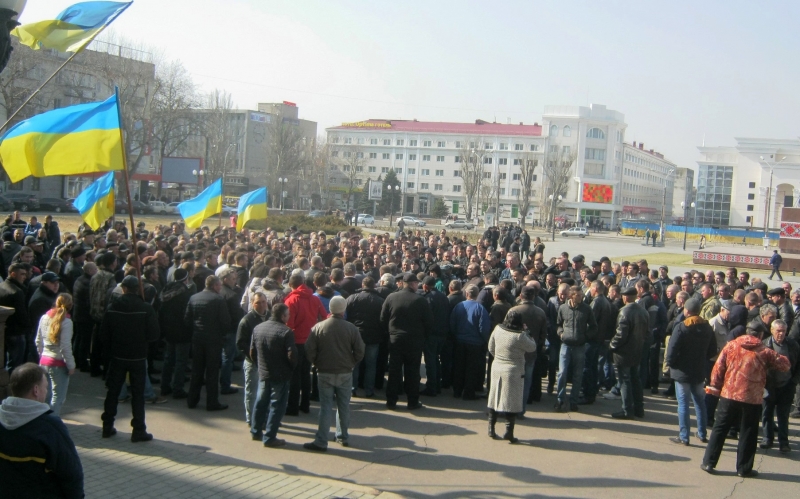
[200,88,235,183]
[308,136,332,209]
[457,137,488,219]
[0,40,57,123]
[330,142,366,212]
[266,112,312,209]
[539,148,577,224]
[515,151,539,228]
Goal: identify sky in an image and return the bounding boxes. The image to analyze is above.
[19,0,800,169]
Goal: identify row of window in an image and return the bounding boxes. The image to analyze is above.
[548,126,613,141]
[330,136,541,151]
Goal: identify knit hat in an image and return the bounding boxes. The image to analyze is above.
[329,296,346,315]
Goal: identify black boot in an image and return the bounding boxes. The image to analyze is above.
[488,410,499,439]
[503,414,519,444]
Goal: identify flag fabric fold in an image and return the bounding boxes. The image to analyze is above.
[73,172,115,230]
[12,1,133,53]
[236,187,268,231]
[178,179,223,229]
[0,93,124,183]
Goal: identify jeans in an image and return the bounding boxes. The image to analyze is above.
[315,372,353,448]
[161,341,191,394]
[675,381,707,442]
[251,379,289,443]
[582,341,601,402]
[353,344,380,396]
[102,358,147,431]
[4,335,26,372]
[119,362,156,400]
[703,397,761,474]
[556,343,586,405]
[547,338,561,388]
[762,382,795,444]
[598,341,616,389]
[423,336,446,393]
[220,333,238,390]
[521,356,536,414]
[769,265,783,280]
[615,364,643,416]
[45,365,70,416]
[243,358,258,424]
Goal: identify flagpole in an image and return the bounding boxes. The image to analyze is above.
[115,86,144,299]
[0,3,132,135]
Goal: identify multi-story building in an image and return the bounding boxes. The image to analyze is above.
[697,138,800,229]
[671,167,696,224]
[619,141,677,223]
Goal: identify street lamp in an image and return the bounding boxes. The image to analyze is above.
[191,168,204,200]
[278,177,288,214]
[388,184,401,227]
[759,155,785,239]
[654,168,675,244]
[681,201,695,251]
[549,193,562,242]
[574,177,582,224]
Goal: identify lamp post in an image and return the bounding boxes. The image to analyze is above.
[388,184,400,227]
[681,201,695,251]
[191,168,204,198]
[218,144,236,227]
[574,177,582,224]
[278,177,288,214]
[656,168,675,243]
[549,193,562,242]
[759,155,785,239]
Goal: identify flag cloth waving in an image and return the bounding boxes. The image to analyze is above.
[12,1,132,53]
[178,179,223,229]
[73,172,115,230]
[0,93,124,183]
[236,187,268,231]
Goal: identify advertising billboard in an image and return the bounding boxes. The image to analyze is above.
[582,183,613,204]
[161,157,202,184]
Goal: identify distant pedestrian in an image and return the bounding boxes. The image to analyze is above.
[699,234,706,249]
[769,250,783,281]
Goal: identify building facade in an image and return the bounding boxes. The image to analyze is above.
[697,138,800,230]
[671,167,696,224]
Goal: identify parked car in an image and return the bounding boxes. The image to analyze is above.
[356,214,375,226]
[65,198,78,212]
[0,194,15,211]
[308,210,326,218]
[444,219,474,230]
[560,227,588,238]
[115,199,150,215]
[38,197,73,213]
[149,201,170,214]
[395,215,426,227]
[3,192,40,211]
[168,202,181,214]
[221,206,238,217]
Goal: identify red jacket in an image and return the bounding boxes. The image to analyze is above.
[284,284,328,344]
[708,334,790,405]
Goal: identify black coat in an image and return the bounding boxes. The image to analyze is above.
[220,284,245,335]
[159,282,194,344]
[101,293,159,360]
[590,294,617,342]
[419,288,451,338]
[184,290,232,342]
[236,309,268,357]
[666,316,716,384]
[380,287,433,345]
[28,285,58,336]
[345,288,387,345]
[0,278,28,336]
[72,273,92,324]
[610,302,649,368]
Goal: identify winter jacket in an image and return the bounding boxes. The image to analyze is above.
[284,284,328,344]
[250,318,297,382]
[101,293,159,360]
[610,302,649,368]
[36,310,76,371]
[700,295,721,321]
[306,316,366,374]
[159,282,194,344]
[762,336,800,389]
[419,288,450,338]
[746,316,771,340]
[184,289,232,343]
[220,284,245,335]
[590,294,617,342]
[0,278,29,336]
[28,284,58,338]
[509,300,547,361]
[314,285,340,313]
[72,273,92,324]
[236,309,268,359]
[450,299,491,346]
[89,269,116,323]
[345,288,387,345]
[0,398,83,499]
[666,316,716,384]
[556,300,597,346]
[708,334,790,404]
[380,287,434,346]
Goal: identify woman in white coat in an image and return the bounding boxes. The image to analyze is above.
[35,293,75,415]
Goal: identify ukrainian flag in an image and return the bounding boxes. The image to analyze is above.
[73,172,115,230]
[236,187,268,231]
[179,179,223,229]
[0,93,124,183]
[12,1,132,53]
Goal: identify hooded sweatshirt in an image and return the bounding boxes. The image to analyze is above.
[0,397,84,498]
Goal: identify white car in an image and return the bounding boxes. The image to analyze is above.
[396,216,426,227]
[149,201,170,214]
[560,227,589,238]
[356,214,375,225]
[168,202,181,214]
[444,220,474,230]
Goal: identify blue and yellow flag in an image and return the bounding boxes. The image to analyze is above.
[73,172,115,230]
[236,187,268,231]
[0,93,124,183]
[178,179,223,229]
[12,1,132,53]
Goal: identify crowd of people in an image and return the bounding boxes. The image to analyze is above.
[1,215,799,497]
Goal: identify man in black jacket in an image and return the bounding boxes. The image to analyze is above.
[419,276,450,397]
[100,276,160,442]
[72,262,97,372]
[582,281,615,405]
[345,276,385,398]
[159,269,195,400]
[609,287,650,419]
[185,275,232,411]
[761,319,800,453]
[236,291,269,426]
[380,273,433,410]
[219,268,244,396]
[0,263,30,372]
[555,286,597,412]
[27,271,60,363]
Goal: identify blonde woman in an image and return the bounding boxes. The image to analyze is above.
[35,293,75,415]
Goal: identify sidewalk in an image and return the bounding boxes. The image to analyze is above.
[66,419,394,499]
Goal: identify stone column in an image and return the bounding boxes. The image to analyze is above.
[0,306,16,401]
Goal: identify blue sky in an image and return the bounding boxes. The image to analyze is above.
[19,0,800,169]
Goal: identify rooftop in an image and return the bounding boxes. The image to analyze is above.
[328,119,542,137]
